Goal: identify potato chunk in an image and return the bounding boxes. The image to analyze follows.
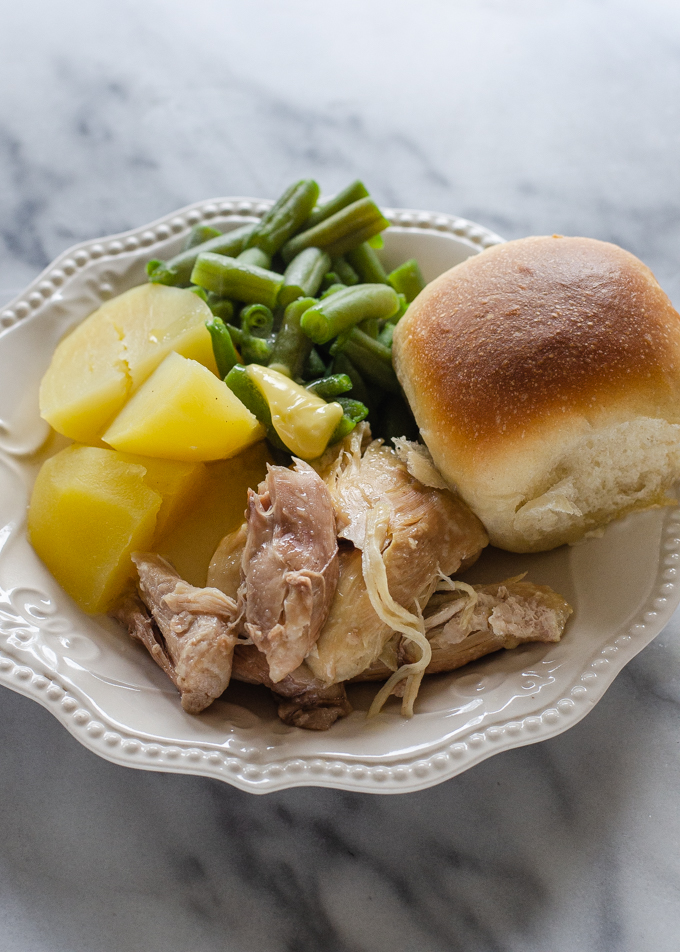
[28,445,162,614]
[102,352,265,461]
[39,284,218,444]
[115,454,206,538]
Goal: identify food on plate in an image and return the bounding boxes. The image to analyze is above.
[30,179,579,727]
[39,284,218,444]
[29,446,158,614]
[117,426,572,727]
[394,235,680,552]
[101,352,264,460]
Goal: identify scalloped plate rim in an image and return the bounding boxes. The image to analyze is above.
[0,197,676,795]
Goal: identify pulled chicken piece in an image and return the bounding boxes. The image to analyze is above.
[231,645,352,730]
[129,553,240,713]
[306,433,489,684]
[353,577,572,683]
[241,460,339,683]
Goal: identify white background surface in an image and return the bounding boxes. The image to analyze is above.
[2,1,680,949]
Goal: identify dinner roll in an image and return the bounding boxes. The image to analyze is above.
[393,235,680,552]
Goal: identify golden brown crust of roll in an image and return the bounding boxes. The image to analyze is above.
[393,236,680,551]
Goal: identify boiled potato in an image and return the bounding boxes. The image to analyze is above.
[102,352,265,461]
[28,445,162,614]
[157,441,271,587]
[39,284,218,444]
[115,453,206,538]
[28,445,208,613]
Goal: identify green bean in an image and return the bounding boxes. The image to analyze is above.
[240,303,274,339]
[305,374,352,399]
[206,293,234,324]
[279,248,331,308]
[303,347,327,380]
[378,322,394,348]
[268,297,316,379]
[190,286,208,302]
[335,328,400,393]
[304,180,369,230]
[191,253,283,310]
[321,272,343,292]
[387,258,425,303]
[330,397,369,443]
[225,365,287,451]
[186,225,221,249]
[246,179,320,255]
[300,284,399,345]
[368,234,384,250]
[346,242,388,284]
[389,292,409,324]
[237,246,272,269]
[320,283,347,300]
[206,317,241,378]
[240,336,273,365]
[331,352,373,409]
[358,317,379,339]
[147,223,256,286]
[332,256,359,286]
[281,198,390,263]
[225,323,244,346]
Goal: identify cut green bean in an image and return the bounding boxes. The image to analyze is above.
[358,317,379,339]
[335,328,400,393]
[305,374,353,399]
[186,224,221,249]
[300,284,399,345]
[190,286,208,302]
[241,303,274,339]
[346,242,388,284]
[225,365,287,451]
[387,258,425,303]
[281,198,390,263]
[332,256,359,286]
[330,397,370,443]
[147,223,256,286]
[331,352,373,408]
[378,322,394,348]
[303,347,327,380]
[246,179,320,255]
[388,293,409,324]
[240,333,273,366]
[368,234,384,250]
[320,283,347,300]
[321,272,343,292]
[191,253,284,309]
[237,246,272,269]
[206,293,234,324]
[268,297,316,379]
[279,248,331,308]
[304,180,369,230]
[206,317,241,378]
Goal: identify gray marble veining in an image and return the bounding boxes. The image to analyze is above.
[2,1,680,950]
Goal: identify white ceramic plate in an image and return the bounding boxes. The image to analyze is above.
[0,198,678,795]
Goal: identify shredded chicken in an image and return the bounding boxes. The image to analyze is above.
[231,645,352,729]
[306,432,489,684]
[207,523,247,599]
[354,578,572,684]
[127,553,240,713]
[111,425,573,731]
[240,460,339,683]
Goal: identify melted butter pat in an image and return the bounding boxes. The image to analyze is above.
[246,364,343,459]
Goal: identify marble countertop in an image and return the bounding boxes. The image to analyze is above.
[2,1,680,949]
